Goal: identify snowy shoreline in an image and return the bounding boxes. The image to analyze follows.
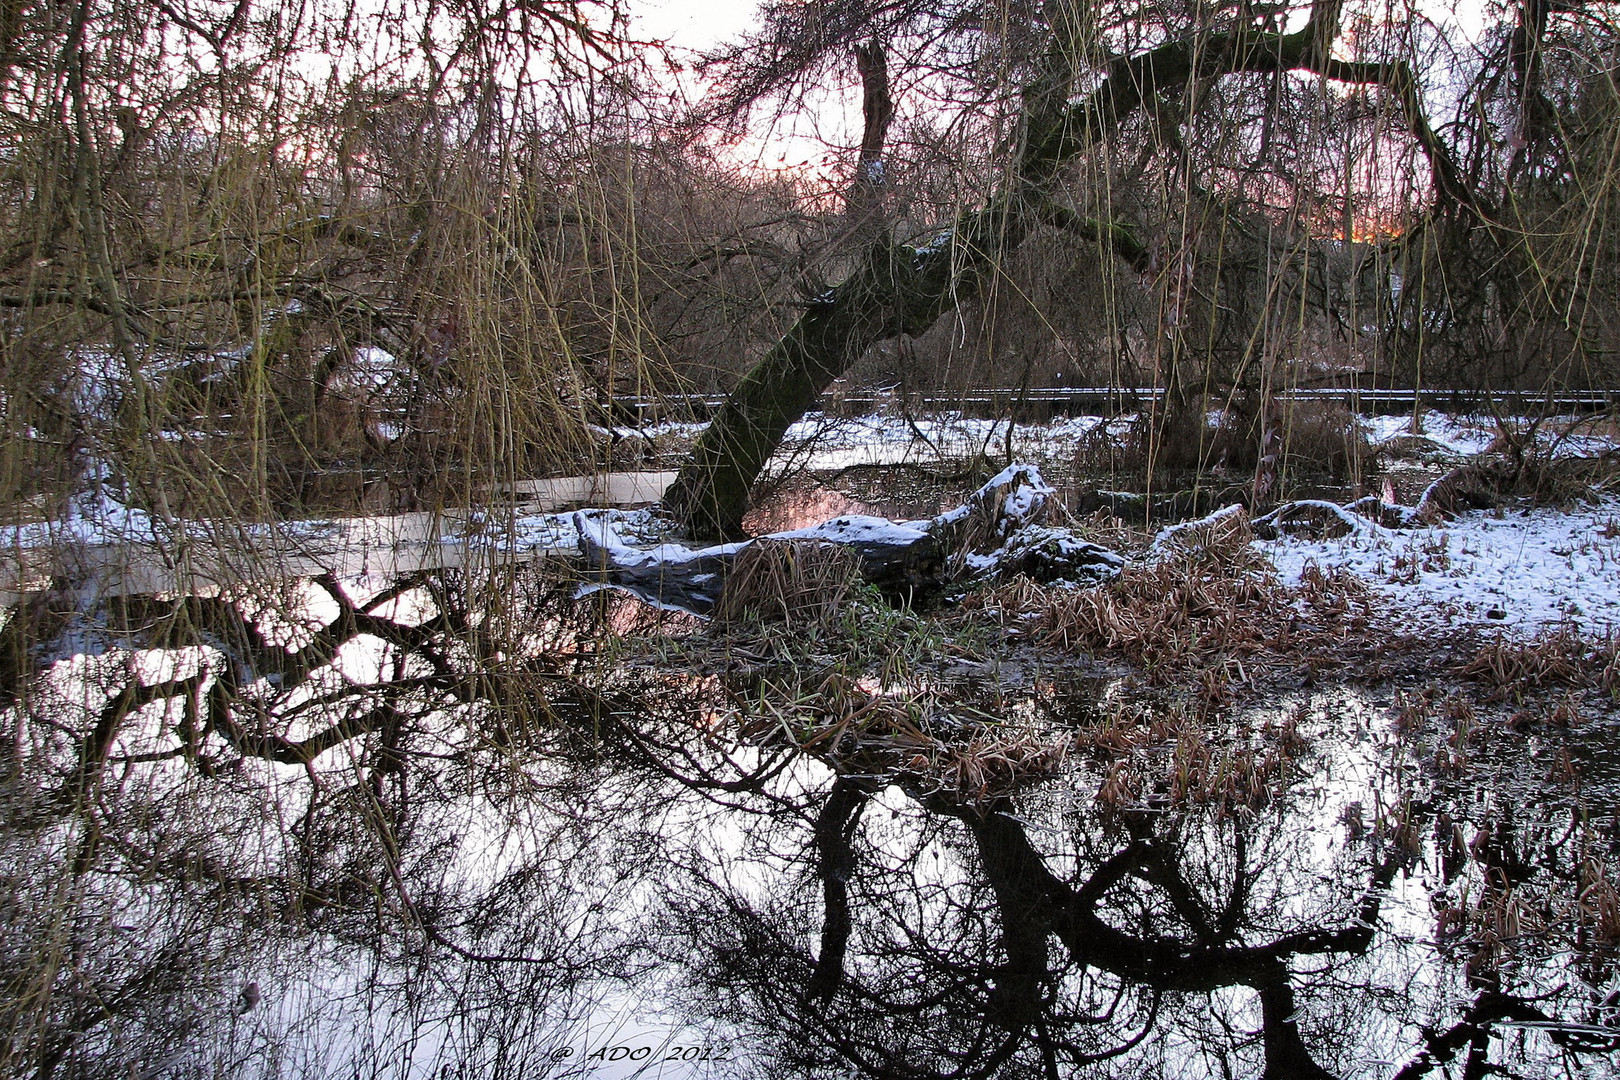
[1258,500,1620,639]
[5,408,1620,643]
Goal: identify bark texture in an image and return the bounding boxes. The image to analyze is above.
[847,39,894,239]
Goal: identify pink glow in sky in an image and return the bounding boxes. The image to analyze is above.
[631,0,857,174]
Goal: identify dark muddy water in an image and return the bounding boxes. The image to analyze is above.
[2,563,1617,1080]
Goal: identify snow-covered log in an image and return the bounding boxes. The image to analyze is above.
[578,463,1123,616]
[1251,499,1379,540]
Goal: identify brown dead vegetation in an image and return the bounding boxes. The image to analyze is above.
[1459,625,1620,699]
[1431,820,1620,979]
[970,508,1388,684]
[1276,401,1373,482]
[713,539,862,630]
[1071,400,1372,495]
[735,672,1070,803]
[1071,698,1315,815]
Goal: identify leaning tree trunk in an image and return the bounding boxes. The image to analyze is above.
[663,38,911,541]
[664,0,1470,538]
[661,224,1009,539]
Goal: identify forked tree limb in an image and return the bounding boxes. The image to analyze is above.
[664,0,1481,538]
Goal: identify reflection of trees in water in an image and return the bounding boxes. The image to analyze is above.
[665,766,1620,1077]
[1,570,1616,1077]
[0,567,681,1078]
[670,781,1374,1077]
[670,773,1620,1075]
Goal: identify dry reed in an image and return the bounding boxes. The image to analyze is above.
[736,672,1069,804]
[1458,624,1615,697]
[981,509,1381,680]
[713,539,862,630]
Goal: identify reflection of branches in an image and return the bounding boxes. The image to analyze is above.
[6,572,553,783]
[670,770,1422,1079]
[970,806,1398,993]
[2,568,670,1079]
[201,689,410,767]
[1393,989,1618,1080]
[73,673,206,792]
[10,566,1616,1080]
[808,778,870,1002]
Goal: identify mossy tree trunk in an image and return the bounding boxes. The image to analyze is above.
[665,0,1467,538]
[663,216,1016,538]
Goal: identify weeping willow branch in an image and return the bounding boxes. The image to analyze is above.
[665,0,1480,538]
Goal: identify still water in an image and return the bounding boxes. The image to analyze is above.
[1,559,1617,1080]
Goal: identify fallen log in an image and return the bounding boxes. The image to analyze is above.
[577,464,1124,616]
[1250,457,1605,541]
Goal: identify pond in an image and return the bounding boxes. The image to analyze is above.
[2,543,1617,1080]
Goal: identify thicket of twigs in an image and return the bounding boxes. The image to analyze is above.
[0,0,821,520]
[6,0,1620,525]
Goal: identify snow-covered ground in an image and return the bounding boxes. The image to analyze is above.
[1260,501,1620,637]
[760,409,1620,641]
[9,409,1620,642]
[1348,409,1616,459]
[654,408,1612,473]
[1361,411,1500,456]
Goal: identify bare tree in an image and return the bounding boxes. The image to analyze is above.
[663,0,1508,536]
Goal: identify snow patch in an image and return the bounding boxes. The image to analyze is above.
[1362,412,1496,456]
[1258,501,1620,636]
[774,515,930,546]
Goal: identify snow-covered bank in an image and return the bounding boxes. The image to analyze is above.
[1362,411,1499,456]
[1259,501,1620,637]
[1363,410,1620,460]
[644,407,1618,477]
[645,411,1121,472]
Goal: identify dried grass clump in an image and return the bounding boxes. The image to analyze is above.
[737,674,1069,803]
[1414,456,1609,524]
[1073,415,1145,476]
[933,733,1071,802]
[1459,624,1598,696]
[1277,402,1373,481]
[1072,401,1370,486]
[967,574,1054,623]
[1070,701,1184,755]
[1577,857,1620,949]
[1029,547,1374,674]
[1163,732,1299,812]
[714,539,861,629]
[1079,702,1310,813]
[1597,635,1620,694]
[966,509,1381,683]
[1432,826,1620,979]
[1153,504,1258,565]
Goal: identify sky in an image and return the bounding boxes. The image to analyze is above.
[618,0,1500,175]
[628,0,762,52]
[628,0,857,173]
[629,0,1495,52]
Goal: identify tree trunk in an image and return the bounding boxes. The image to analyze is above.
[661,228,1004,539]
[664,0,1464,538]
[846,40,894,241]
